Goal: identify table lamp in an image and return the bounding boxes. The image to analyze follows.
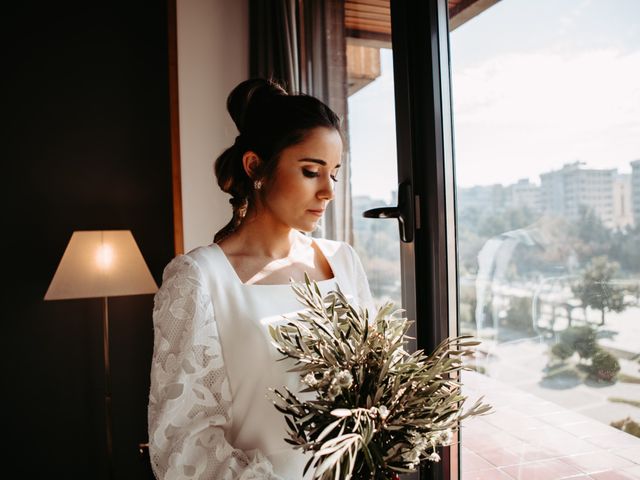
[44,230,158,478]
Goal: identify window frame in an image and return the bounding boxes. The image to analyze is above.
[389,1,459,478]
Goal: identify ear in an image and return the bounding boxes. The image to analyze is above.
[242,151,262,179]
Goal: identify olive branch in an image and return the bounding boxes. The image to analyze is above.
[268,273,492,479]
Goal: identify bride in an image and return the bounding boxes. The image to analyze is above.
[148,78,374,479]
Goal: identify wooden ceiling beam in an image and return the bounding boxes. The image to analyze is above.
[345,0,499,36]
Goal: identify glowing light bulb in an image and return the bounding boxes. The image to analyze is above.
[96,243,114,270]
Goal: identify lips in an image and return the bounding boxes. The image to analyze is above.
[307,209,325,216]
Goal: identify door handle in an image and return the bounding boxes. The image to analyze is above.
[362,181,414,243]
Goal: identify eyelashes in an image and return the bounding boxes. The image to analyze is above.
[302,168,339,183]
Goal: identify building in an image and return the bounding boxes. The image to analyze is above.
[612,173,634,229]
[457,179,541,214]
[457,184,506,212]
[505,178,541,212]
[540,161,616,228]
[632,160,640,227]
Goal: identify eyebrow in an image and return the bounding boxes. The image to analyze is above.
[298,158,341,168]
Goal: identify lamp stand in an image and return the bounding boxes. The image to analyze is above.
[103,296,114,479]
[43,231,159,479]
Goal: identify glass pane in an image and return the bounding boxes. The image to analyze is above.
[449,1,640,478]
[346,40,401,309]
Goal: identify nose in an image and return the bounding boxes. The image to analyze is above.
[317,175,335,201]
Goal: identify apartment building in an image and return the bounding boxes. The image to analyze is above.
[632,159,640,226]
[613,173,634,229]
[540,161,616,227]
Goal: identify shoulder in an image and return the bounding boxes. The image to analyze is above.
[160,245,217,285]
[313,236,354,257]
[313,237,364,274]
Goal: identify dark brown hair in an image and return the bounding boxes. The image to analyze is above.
[213,78,342,243]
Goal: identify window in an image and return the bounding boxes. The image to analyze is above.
[451,1,640,477]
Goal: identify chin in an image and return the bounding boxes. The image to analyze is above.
[297,224,316,233]
[294,219,320,233]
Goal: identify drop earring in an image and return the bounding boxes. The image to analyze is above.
[253,179,263,190]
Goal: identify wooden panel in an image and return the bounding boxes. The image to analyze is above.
[345,0,499,101]
[345,0,390,35]
[448,0,477,17]
[345,9,389,22]
[168,0,184,255]
[345,3,389,15]
[449,0,501,30]
[347,44,381,78]
[345,0,497,39]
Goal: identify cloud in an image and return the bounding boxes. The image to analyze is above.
[452,48,640,187]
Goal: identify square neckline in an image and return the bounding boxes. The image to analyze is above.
[211,236,337,287]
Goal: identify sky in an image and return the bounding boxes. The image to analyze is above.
[347,0,640,198]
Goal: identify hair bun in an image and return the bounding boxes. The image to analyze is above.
[226,78,288,133]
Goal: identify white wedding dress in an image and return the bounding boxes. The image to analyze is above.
[148,235,374,479]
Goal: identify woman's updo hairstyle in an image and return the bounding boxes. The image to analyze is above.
[213,77,342,243]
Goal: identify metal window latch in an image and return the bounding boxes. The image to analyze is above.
[362,181,415,243]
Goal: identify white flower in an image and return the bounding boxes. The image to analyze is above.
[378,405,389,420]
[438,429,453,446]
[409,436,428,451]
[335,370,353,388]
[427,451,441,462]
[326,384,342,401]
[401,448,421,465]
[303,373,318,387]
[391,386,407,404]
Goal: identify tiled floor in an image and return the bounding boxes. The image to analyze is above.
[460,371,640,479]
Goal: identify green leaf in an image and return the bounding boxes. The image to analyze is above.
[316,418,343,443]
[268,277,493,478]
[331,409,352,418]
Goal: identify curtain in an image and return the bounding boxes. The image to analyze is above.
[249,0,353,244]
[249,0,301,93]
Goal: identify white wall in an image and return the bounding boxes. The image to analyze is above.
[177,0,249,252]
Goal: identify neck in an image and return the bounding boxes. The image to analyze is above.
[226,213,307,259]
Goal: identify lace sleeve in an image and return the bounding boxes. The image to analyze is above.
[345,243,376,321]
[148,255,283,480]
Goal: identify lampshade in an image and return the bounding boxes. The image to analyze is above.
[44,230,159,300]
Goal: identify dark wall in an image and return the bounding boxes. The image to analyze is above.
[5,2,174,478]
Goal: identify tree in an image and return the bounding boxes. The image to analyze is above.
[476,205,537,238]
[590,349,620,382]
[609,224,640,274]
[571,205,611,264]
[571,256,627,326]
[559,325,598,360]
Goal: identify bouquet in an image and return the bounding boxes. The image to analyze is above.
[268,274,492,480]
